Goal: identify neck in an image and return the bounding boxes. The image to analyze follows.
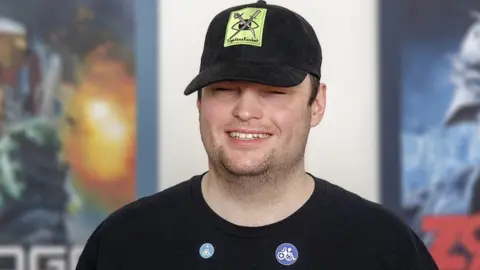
[201,163,315,227]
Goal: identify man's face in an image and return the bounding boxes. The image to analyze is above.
[197,75,326,177]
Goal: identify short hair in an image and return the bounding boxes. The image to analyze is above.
[197,73,320,106]
[308,74,320,106]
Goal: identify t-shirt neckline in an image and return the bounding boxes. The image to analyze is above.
[190,171,326,239]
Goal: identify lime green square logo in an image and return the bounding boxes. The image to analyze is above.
[224,7,267,47]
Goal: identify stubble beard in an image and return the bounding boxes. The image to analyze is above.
[217,144,277,183]
[206,141,306,197]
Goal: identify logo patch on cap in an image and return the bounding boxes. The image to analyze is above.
[224,7,267,47]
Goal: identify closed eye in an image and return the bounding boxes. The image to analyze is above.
[213,87,235,91]
[265,90,287,95]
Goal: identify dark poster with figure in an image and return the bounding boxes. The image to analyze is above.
[0,0,158,269]
[380,0,480,269]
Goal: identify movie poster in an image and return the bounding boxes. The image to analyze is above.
[0,1,158,269]
[380,1,480,269]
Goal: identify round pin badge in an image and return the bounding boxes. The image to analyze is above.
[199,243,215,259]
[275,243,298,266]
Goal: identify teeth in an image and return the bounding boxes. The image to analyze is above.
[228,132,270,140]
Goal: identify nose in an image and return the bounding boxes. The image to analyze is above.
[232,89,263,121]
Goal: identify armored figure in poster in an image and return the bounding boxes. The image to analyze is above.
[0,10,73,249]
[0,2,137,268]
[408,12,480,254]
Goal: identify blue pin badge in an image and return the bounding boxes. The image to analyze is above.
[275,243,298,266]
[199,243,214,259]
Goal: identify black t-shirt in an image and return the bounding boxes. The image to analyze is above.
[75,173,439,269]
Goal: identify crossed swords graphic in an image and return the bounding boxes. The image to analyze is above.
[227,9,261,41]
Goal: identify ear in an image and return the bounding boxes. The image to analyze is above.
[310,83,327,127]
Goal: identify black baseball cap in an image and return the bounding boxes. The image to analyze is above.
[184,0,322,95]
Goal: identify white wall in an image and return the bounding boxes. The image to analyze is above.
[159,0,380,202]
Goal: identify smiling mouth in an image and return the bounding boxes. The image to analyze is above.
[228,132,271,140]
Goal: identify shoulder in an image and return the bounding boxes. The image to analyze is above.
[312,176,438,269]
[75,174,204,268]
[87,173,203,244]
[105,174,202,226]
[314,176,410,229]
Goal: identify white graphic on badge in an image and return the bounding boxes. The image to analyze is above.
[199,243,214,259]
[275,243,298,266]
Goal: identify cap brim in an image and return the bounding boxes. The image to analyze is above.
[184,62,308,95]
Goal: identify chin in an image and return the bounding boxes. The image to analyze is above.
[209,145,277,176]
[224,166,268,177]
[221,158,270,176]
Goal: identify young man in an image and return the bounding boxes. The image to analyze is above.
[76,1,439,269]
